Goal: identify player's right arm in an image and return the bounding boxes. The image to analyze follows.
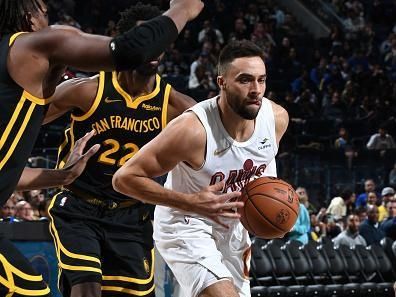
[43,76,99,124]
[12,0,203,71]
[112,113,243,225]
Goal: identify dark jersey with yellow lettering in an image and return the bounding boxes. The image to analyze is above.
[0,33,50,206]
[57,71,171,202]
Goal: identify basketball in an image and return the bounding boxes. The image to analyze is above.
[238,177,300,239]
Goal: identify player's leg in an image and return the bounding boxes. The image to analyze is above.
[48,191,102,297]
[101,204,154,297]
[71,282,101,297]
[0,236,50,296]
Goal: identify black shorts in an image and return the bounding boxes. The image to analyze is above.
[0,236,50,296]
[48,190,154,297]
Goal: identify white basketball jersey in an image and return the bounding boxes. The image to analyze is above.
[158,96,278,220]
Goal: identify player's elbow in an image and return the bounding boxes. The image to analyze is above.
[112,168,127,194]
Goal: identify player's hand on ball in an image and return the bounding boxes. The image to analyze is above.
[63,130,100,184]
[170,0,204,21]
[191,181,243,228]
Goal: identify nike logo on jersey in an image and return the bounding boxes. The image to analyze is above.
[214,144,231,156]
[104,97,123,103]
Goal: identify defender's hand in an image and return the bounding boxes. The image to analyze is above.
[63,130,100,184]
[170,0,204,21]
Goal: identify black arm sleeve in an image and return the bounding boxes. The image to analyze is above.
[110,15,178,71]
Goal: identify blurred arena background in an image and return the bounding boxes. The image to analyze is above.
[1,0,396,296]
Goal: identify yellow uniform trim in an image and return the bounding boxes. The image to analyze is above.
[101,284,155,296]
[48,195,102,267]
[71,72,105,121]
[22,90,53,106]
[0,254,50,296]
[162,84,171,129]
[112,72,161,109]
[9,32,27,46]
[1,254,15,294]
[0,101,35,170]
[56,128,70,169]
[102,248,154,284]
[8,33,53,106]
[0,255,43,282]
[0,95,25,152]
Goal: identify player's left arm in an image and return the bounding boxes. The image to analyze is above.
[16,131,99,191]
[167,88,197,121]
[271,101,289,146]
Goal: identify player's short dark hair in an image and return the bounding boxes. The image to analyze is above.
[217,40,265,75]
[117,2,162,34]
[0,0,45,34]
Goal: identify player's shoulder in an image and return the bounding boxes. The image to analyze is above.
[54,75,99,103]
[166,111,206,144]
[267,98,288,119]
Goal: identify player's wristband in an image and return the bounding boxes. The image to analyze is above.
[110,15,178,71]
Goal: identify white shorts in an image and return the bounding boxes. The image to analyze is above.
[154,206,251,297]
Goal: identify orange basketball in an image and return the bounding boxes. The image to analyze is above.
[238,177,300,239]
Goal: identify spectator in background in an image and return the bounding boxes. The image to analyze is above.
[380,199,396,240]
[359,205,385,245]
[333,214,367,247]
[327,189,356,219]
[356,179,377,208]
[334,127,349,150]
[379,187,395,222]
[14,201,34,222]
[296,186,317,214]
[366,191,378,207]
[198,19,224,45]
[1,198,16,221]
[367,126,396,150]
[25,190,45,220]
[389,163,396,188]
[287,202,310,244]
[188,51,216,90]
[38,199,51,221]
[228,18,248,41]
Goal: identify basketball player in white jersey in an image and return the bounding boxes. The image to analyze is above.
[112,40,289,297]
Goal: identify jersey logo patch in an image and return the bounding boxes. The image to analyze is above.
[143,258,150,275]
[260,138,269,144]
[60,197,68,207]
[258,137,271,150]
[104,97,123,104]
[142,103,161,111]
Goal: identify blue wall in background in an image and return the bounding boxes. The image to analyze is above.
[13,241,61,297]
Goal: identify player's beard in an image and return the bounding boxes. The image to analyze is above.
[227,92,261,120]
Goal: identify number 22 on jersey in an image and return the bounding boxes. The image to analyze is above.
[98,139,139,167]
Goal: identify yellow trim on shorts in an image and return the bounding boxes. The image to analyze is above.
[8,32,27,46]
[71,72,105,121]
[102,248,154,284]
[0,254,50,296]
[101,283,155,296]
[112,72,161,109]
[162,84,171,129]
[48,195,102,274]
[0,101,36,170]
